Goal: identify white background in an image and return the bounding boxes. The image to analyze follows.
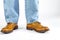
[0,0,60,40]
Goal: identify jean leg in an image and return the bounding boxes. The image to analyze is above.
[25,0,39,23]
[4,0,19,23]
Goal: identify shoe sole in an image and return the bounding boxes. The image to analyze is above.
[27,27,49,33]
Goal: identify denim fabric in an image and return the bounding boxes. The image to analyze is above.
[4,0,39,23]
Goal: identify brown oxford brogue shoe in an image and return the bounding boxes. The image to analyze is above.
[1,22,18,34]
[27,21,49,33]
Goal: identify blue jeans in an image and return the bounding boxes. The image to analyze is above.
[4,0,39,23]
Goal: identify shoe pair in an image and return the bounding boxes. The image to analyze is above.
[1,21,49,34]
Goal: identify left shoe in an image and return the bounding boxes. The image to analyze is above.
[27,21,49,33]
[1,22,18,34]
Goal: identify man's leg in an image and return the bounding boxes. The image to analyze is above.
[25,0,38,23]
[4,0,19,23]
[25,0,49,33]
[1,0,19,34]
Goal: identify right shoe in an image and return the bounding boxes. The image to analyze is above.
[1,22,18,34]
[27,21,49,33]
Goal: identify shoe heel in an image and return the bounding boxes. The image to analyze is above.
[14,25,18,30]
[27,27,33,30]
